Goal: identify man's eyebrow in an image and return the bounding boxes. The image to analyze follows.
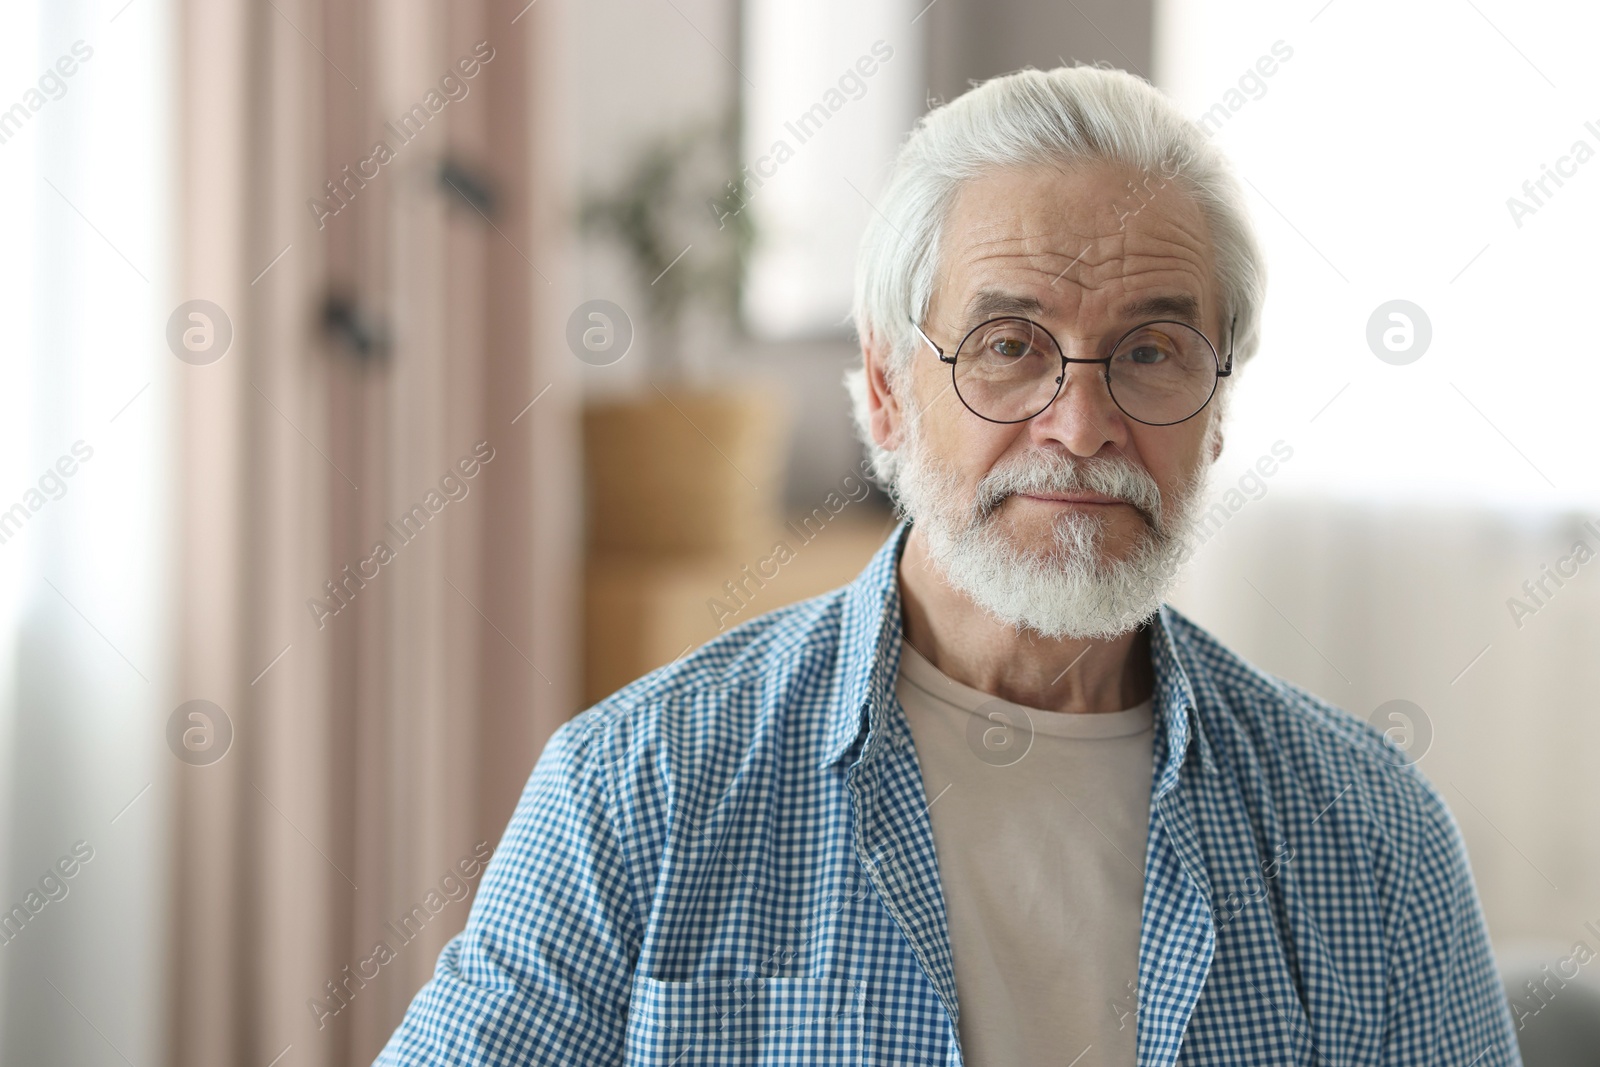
[1117,294,1202,326]
[963,289,1049,322]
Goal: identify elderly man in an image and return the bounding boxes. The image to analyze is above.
[376,66,1521,1066]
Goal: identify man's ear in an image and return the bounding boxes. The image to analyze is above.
[863,329,908,453]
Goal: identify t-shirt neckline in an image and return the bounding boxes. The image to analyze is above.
[897,636,1155,740]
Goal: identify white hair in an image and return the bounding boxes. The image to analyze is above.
[844,63,1266,490]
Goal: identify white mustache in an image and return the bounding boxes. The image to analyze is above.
[975,455,1164,527]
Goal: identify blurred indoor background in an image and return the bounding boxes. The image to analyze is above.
[1,0,1597,1063]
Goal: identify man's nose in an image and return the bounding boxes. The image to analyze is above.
[1025,361,1130,455]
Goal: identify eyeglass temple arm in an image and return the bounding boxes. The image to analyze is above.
[908,316,955,364]
[1219,313,1237,377]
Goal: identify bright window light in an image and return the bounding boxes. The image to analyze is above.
[739,0,923,339]
[1155,0,1600,507]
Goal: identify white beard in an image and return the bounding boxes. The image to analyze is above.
[888,415,1211,641]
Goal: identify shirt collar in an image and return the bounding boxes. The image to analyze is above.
[821,516,1219,784]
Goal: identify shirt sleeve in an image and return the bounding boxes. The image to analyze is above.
[372,712,639,1066]
[1382,781,1524,1066]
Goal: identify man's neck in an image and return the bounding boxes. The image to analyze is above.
[896,524,1155,714]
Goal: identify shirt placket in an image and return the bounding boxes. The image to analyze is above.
[845,703,967,1065]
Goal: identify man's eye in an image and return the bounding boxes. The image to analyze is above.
[992,338,1030,359]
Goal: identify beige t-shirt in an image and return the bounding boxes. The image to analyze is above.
[895,637,1154,1067]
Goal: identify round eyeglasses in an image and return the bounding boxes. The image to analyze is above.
[909,312,1235,427]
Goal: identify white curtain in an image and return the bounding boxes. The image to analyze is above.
[0,0,171,1063]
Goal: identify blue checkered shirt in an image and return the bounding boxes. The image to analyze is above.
[375,517,1522,1065]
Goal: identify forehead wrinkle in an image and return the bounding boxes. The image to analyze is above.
[1126,215,1212,264]
[936,174,1221,331]
[964,246,1207,306]
[1074,251,1208,287]
[963,216,1210,280]
[1069,235,1214,306]
[960,228,1099,268]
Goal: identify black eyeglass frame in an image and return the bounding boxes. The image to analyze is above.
[908,311,1236,427]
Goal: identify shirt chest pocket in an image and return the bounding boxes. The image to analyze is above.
[624,975,866,1066]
